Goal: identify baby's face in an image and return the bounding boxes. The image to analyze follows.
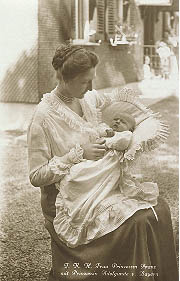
[110,113,135,132]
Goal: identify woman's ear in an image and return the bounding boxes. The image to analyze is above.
[56,68,63,81]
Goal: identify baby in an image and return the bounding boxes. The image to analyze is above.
[105,112,135,151]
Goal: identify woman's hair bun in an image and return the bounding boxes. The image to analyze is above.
[52,44,84,70]
[52,43,99,80]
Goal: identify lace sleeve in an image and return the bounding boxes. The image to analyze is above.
[48,144,84,175]
[27,119,84,187]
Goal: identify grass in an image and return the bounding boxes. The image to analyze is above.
[149,96,179,252]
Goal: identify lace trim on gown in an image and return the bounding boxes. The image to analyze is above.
[54,180,159,248]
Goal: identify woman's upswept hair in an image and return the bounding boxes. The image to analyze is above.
[52,44,99,80]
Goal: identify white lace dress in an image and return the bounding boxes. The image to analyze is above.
[27,87,167,248]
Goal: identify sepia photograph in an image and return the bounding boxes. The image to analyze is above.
[0,0,179,280]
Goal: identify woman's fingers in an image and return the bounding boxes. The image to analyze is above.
[96,138,106,145]
[95,150,106,156]
[93,146,106,159]
[94,144,106,149]
[94,146,106,154]
[81,142,106,160]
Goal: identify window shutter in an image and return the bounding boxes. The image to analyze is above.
[71,0,76,39]
[106,0,116,40]
[96,0,105,41]
[129,1,136,26]
[128,0,141,27]
[59,0,72,42]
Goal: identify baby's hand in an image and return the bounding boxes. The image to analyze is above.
[105,129,115,137]
[105,131,132,151]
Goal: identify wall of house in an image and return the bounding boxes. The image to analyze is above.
[0,0,143,103]
[88,0,144,89]
[0,0,39,103]
[84,43,139,90]
[38,0,143,95]
[128,0,144,79]
[38,0,72,98]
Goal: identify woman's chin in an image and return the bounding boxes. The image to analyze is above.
[79,93,86,99]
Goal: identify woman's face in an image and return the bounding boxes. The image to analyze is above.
[65,68,96,99]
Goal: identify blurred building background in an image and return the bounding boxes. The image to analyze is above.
[0,0,179,103]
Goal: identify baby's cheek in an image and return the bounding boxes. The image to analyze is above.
[117,124,128,132]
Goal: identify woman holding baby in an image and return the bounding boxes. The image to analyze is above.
[27,44,178,281]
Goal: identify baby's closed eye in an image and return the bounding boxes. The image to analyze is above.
[114,118,126,123]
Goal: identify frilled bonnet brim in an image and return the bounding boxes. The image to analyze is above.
[100,88,169,161]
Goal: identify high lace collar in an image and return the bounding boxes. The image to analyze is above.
[41,88,101,142]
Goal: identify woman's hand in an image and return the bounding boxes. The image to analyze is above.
[81,139,106,161]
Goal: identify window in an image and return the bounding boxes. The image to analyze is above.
[70,0,124,44]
